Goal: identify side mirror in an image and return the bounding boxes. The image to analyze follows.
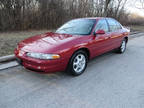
[95,30,105,35]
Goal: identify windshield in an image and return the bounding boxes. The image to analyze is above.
[56,19,96,35]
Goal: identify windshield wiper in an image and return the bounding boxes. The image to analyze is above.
[57,26,75,31]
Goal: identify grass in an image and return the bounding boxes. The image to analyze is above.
[0,30,50,57]
[129,25,144,32]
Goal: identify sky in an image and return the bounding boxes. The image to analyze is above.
[126,0,144,17]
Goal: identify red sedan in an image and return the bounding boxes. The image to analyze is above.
[15,17,130,76]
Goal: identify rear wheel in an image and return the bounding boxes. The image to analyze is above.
[66,50,88,76]
[117,39,127,53]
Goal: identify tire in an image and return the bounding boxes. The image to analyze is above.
[66,50,88,76]
[116,39,127,54]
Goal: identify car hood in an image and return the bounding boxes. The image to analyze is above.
[18,32,81,53]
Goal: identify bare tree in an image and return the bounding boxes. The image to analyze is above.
[104,0,112,16]
[139,0,144,9]
[135,0,144,9]
[0,0,130,31]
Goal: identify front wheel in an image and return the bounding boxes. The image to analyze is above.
[66,50,88,76]
[117,39,127,53]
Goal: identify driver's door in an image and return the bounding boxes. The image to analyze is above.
[91,19,112,56]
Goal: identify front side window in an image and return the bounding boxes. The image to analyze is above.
[56,19,96,35]
[95,19,109,33]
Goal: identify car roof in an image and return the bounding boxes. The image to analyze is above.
[74,17,112,20]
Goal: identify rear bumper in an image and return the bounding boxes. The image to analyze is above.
[15,50,68,73]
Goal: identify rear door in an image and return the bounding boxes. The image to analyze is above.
[106,18,124,49]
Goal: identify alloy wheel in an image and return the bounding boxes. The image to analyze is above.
[121,40,126,52]
[73,54,86,74]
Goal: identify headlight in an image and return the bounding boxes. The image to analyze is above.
[26,52,60,60]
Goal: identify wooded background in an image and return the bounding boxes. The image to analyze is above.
[0,0,144,31]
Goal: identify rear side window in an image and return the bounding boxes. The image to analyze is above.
[95,19,109,33]
[115,21,122,30]
[107,19,122,32]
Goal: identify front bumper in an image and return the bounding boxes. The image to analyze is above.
[15,49,68,73]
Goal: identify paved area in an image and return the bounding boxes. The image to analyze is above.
[0,35,144,108]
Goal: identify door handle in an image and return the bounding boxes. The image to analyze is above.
[105,37,110,39]
[105,37,108,39]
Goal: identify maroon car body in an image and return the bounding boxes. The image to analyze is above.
[15,17,130,74]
